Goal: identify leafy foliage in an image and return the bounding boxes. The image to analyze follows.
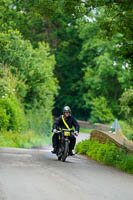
[0,29,58,147]
[78,11,131,120]
[0,0,133,144]
[0,30,58,110]
[0,97,25,131]
[120,88,133,126]
[0,67,25,131]
[90,97,114,123]
[119,121,133,141]
[75,139,133,174]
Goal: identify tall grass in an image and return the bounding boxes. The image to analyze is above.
[0,109,53,148]
[119,121,133,141]
[26,109,52,137]
[0,131,51,148]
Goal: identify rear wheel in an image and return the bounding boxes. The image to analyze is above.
[62,141,69,162]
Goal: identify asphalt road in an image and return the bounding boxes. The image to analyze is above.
[0,133,133,200]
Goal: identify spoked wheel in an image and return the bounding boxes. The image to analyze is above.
[57,148,62,161]
[62,141,69,162]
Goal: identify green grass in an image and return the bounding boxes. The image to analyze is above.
[80,127,93,134]
[0,130,51,148]
[75,139,133,174]
[119,121,133,141]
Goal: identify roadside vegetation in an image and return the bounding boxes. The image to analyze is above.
[0,31,57,147]
[119,121,133,141]
[0,131,51,148]
[0,0,133,148]
[75,139,133,174]
[80,128,92,134]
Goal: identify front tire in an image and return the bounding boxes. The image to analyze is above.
[57,148,62,161]
[62,141,69,162]
[58,156,61,160]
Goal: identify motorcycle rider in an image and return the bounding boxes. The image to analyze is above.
[52,106,80,156]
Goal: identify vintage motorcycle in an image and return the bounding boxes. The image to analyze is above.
[55,129,75,162]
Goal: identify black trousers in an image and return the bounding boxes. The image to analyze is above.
[52,133,76,150]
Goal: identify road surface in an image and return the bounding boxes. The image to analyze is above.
[0,133,133,200]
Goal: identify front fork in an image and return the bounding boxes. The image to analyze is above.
[62,137,70,153]
[59,135,70,153]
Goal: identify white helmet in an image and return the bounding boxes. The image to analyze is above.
[63,106,71,113]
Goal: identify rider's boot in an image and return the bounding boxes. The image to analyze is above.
[51,147,57,154]
[69,150,75,156]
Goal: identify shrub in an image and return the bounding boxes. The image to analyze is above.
[0,67,25,131]
[75,139,90,154]
[0,96,25,131]
[120,88,133,126]
[0,105,10,131]
[115,153,133,173]
[75,139,133,174]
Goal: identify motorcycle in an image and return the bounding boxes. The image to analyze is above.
[55,129,75,162]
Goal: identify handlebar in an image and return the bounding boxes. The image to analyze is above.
[55,130,62,133]
[54,129,74,133]
[62,129,73,132]
[54,129,78,136]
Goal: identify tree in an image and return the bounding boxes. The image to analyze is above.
[1,0,133,122]
[77,9,131,120]
[0,30,58,109]
[0,30,58,133]
[90,96,114,123]
[84,0,133,66]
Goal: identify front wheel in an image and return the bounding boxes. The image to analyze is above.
[58,156,62,160]
[57,148,62,160]
[62,141,69,162]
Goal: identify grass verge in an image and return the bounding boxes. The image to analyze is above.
[75,139,133,174]
[80,127,93,134]
[119,121,133,141]
[0,131,51,148]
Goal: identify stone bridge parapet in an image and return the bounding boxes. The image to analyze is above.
[90,130,133,154]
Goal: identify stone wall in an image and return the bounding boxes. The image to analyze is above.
[90,129,133,154]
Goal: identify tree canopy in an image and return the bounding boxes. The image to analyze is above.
[0,0,133,126]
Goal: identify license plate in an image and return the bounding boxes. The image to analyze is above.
[64,131,70,136]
